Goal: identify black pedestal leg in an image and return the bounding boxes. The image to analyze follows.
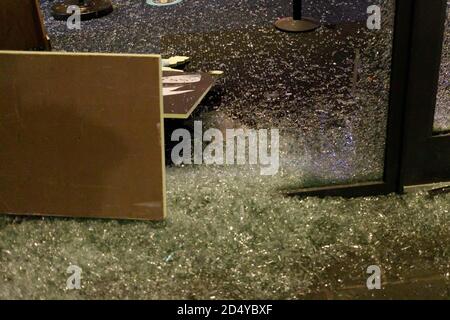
[274,0,320,33]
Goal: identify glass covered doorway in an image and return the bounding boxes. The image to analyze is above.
[434,3,450,134]
[38,0,405,196]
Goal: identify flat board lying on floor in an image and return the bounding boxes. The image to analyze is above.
[0,0,51,51]
[0,51,166,220]
[163,71,216,119]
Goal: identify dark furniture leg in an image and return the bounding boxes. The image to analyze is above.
[51,0,113,21]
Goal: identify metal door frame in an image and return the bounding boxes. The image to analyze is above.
[400,0,450,187]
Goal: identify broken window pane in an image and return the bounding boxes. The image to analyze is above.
[434,4,450,133]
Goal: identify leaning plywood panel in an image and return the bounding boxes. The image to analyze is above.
[0,0,51,51]
[0,51,166,220]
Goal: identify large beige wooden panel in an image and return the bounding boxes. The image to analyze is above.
[0,51,166,220]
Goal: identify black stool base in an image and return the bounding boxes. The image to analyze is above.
[51,0,113,21]
[274,17,320,33]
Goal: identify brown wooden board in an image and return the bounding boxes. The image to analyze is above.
[163,71,216,119]
[0,51,166,220]
[0,0,51,51]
